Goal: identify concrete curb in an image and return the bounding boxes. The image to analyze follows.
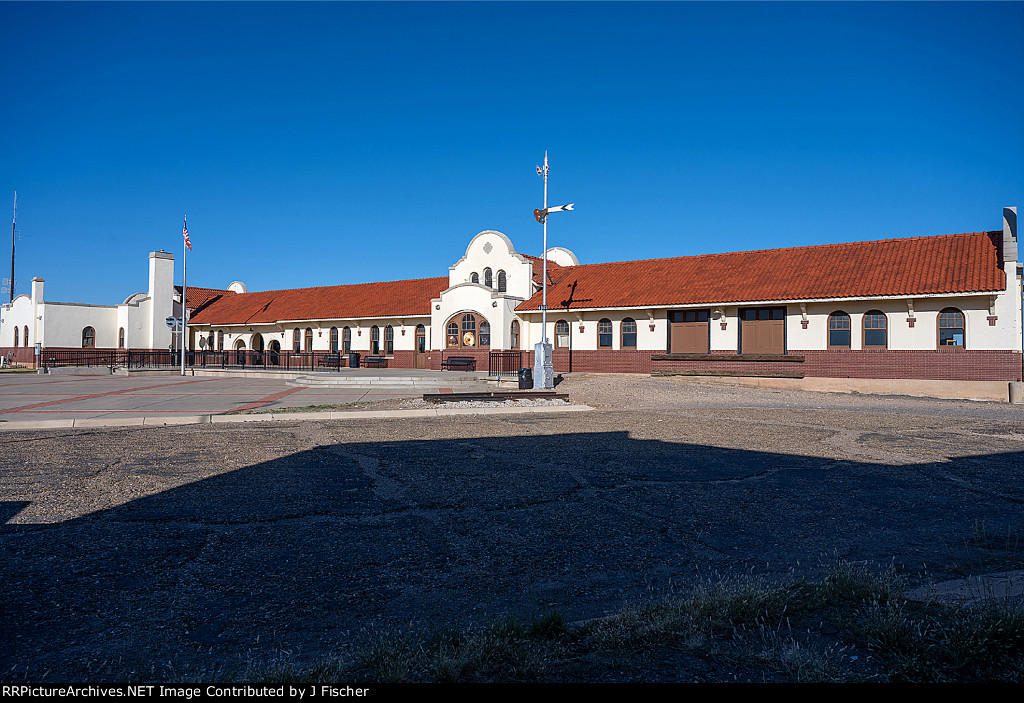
[0,404,593,431]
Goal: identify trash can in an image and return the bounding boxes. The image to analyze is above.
[518,367,533,389]
[348,352,361,369]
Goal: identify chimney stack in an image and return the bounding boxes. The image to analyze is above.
[1003,206,1018,263]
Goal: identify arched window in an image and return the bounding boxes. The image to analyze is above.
[470,272,479,284]
[446,313,485,348]
[510,320,520,349]
[598,319,613,348]
[939,308,965,347]
[828,312,851,348]
[370,326,380,354]
[293,328,301,353]
[461,314,477,347]
[863,311,887,348]
[484,268,493,288]
[330,327,339,353]
[119,327,125,348]
[384,325,394,355]
[217,330,225,351]
[23,325,28,347]
[497,270,507,292]
[555,320,570,349]
[207,332,214,351]
[304,328,313,352]
[82,326,95,348]
[343,326,352,353]
[13,326,18,347]
[621,318,637,348]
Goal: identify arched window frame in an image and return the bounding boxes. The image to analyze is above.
[119,327,125,348]
[384,325,394,355]
[862,310,888,349]
[484,267,493,288]
[342,326,352,353]
[370,326,380,354]
[510,320,520,350]
[446,313,486,348]
[23,325,28,347]
[13,326,18,347]
[329,327,339,353]
[218,330,225,351]
[938,308,966,348]
[497,270,507,293]
[293,328,301,353]
[304,327,313,352]
[621,318,637,349]
[598,319,613,348]
[470,272,479,284]
[82,326,95,348]
[415,324,426,354]
[555,320,570,349]
[827,311,851,349]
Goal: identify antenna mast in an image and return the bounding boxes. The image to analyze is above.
[9,191,15,304]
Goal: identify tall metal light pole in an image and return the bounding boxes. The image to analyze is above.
[532,152,573,390]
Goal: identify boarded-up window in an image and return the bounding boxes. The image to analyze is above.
[740,307,786,355]
[669,310,709,354]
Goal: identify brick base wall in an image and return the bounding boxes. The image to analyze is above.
[651,349,1023,382]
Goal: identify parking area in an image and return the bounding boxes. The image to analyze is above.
[1,374,1023,680]
[0,369,493,423]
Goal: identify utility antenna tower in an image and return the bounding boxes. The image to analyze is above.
[7,191,16,303]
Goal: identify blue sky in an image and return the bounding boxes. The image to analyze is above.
[2,1,1022,305]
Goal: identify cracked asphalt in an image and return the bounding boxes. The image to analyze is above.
[1,374,1023,681]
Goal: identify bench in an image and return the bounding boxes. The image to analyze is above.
[361,355,388,368]
[441,356,476,371]
[318,353,344,370]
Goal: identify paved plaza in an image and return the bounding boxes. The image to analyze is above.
[1,374,1022,681]
[0,369,494,424]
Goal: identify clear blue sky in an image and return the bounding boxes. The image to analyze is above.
[2,1,1022,305]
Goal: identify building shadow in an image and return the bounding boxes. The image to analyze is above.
[2,430,1022,680]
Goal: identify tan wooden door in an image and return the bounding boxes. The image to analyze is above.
[740,307,786,354]
[415,327,427,368]
[669,310,710,353]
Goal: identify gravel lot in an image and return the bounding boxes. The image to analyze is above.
[1,374,1023,681]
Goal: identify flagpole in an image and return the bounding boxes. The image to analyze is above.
[181,216,187,377]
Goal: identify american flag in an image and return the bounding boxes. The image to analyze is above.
[183,217,191,251]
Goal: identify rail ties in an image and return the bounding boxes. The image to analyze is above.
[422,390,568,404]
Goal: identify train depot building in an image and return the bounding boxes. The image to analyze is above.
[3,207,1022,401]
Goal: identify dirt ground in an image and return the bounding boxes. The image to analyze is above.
[1,375,1022,681]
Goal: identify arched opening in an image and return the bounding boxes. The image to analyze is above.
[330,327,339,353]
[370,326,380,354]
[119,328,125,349]
[863,311,887,349]
[497,270,507,293]
[304,328,313,353]
[484,268,493,288]
[268,339,281,365]
[343,326,352,353]
[384,325,394,355]
[828,311,851,349]
[510,320,520,349]
[446,313,488,348]
[82,326,95,348]
[939,308,965,347]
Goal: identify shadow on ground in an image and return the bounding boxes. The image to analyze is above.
[2,430,1022,680]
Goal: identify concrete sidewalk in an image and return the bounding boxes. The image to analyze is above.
[0,371,495,424]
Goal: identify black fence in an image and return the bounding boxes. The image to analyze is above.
[488,350,523,379]
[42,349,354,371]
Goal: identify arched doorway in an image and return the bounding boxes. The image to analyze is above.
[268,339,281,365]
[251,333,265,366]
[234,338,246,366]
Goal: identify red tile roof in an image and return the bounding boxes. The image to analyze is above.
[189,276,448,326]
[516,231,1006,311]
[177,286,235,312]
